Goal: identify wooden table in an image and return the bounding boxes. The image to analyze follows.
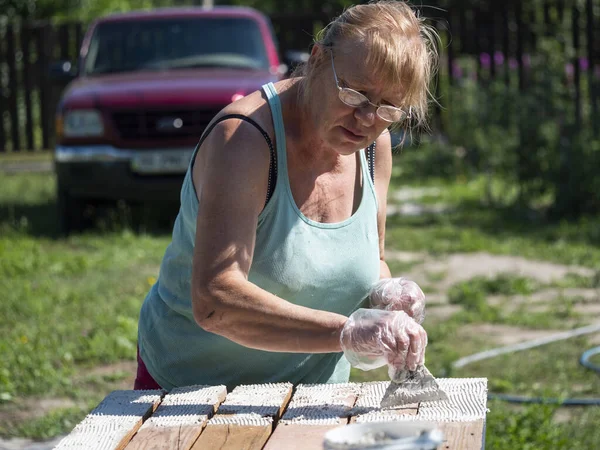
[54,378,487,450]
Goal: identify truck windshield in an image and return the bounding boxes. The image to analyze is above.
[84,17,270,75]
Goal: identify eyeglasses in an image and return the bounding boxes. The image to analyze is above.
[329,51,411,123]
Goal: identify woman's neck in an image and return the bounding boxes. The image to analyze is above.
[278,78,344,173]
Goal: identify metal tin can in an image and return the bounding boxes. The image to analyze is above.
[322,420,443,450]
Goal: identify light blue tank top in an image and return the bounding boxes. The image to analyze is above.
[138,83,381,390]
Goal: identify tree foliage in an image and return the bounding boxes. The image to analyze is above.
[0,0,360,21]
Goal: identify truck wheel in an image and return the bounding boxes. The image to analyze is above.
[57,190,88,236]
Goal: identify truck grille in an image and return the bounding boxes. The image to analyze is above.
[112,108,222,141]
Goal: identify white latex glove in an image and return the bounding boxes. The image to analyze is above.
[340,308,428,380]
[369,278,426,324]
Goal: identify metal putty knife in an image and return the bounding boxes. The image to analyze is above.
[380,365,449,409]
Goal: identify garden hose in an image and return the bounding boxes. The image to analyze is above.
[452,323,600,406]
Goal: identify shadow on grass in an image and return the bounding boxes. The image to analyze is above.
[0,200,179,238]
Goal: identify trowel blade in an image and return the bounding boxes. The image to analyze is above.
[380,365,449,409]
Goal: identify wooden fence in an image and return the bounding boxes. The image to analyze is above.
[0,2,598,152]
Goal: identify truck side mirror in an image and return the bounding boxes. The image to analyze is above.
[49,61,78,83]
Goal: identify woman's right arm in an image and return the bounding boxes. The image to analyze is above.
[190,117,347,354]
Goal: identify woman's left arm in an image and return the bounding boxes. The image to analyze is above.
[373,129,393,279]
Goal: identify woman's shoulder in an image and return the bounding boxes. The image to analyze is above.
[214,87,276,144]
[191,89,276,195]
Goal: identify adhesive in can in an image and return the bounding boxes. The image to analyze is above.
[322,420,443,450]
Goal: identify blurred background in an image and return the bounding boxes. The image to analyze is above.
[0,1,599,449]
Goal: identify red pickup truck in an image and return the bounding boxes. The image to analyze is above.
[52,6,294,233]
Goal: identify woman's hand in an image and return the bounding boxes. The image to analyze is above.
[369,278,425,324]
[340,309,427,377]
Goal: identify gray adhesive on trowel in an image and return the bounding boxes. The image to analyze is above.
[380,366,448,409]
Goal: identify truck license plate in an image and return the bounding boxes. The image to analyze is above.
[131,149,194,174]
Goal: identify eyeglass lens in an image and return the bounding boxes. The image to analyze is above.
[339,89,406,122]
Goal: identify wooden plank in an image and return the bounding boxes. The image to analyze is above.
[263,383,358,450]
[54,389,164,450]
[437,419,485,450]
[191,382,293,450]
[125,384,227,450]
[191,421,272,450]
[264,424,338,450]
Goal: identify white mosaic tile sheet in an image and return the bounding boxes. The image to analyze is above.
[355,378,488,423]
[204,382,292,426]
[53,390,164,450]
[138,384,226,429]
[279,383,358,426]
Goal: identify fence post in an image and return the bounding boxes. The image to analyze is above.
[59,23,70,61]
[0,25,6,152]
[515,2,525,91]
[37,23,56,150]
[6,25,20,152]
[502,6,510,87]
[22,23,35,151]
[573,3,581,128]
[586,0,597,135]
[489,3,496,78]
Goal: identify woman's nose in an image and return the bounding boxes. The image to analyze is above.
[354,105,376,127]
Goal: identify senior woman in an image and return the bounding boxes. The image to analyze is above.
[135,0,438,391]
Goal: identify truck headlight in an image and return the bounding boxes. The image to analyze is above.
[63,109,104,137]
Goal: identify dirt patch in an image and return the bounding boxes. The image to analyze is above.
[0,361,137,438]
[588,334,600,345]
[426,253,594,289]
[385,251,599,343]
[77,360,137,391]
[386,252,595,291]
[0,435,65,450]
[426,304,461,320]
[85,360,136,380]
[0,398,79,425]
[461,324,565,346]
[529,288,599,303]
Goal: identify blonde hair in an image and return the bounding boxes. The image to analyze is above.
[298,0,439,137]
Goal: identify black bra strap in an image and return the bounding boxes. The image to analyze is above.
[193,114,277,207]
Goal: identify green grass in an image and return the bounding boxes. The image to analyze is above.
[0,227,168,397]
[1,158,600,447]
[0,150,52,163]
[385,200,600,268]
[0,171,171,437]
[486,401,600,450]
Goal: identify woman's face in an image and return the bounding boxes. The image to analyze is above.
[308,42,405,155]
